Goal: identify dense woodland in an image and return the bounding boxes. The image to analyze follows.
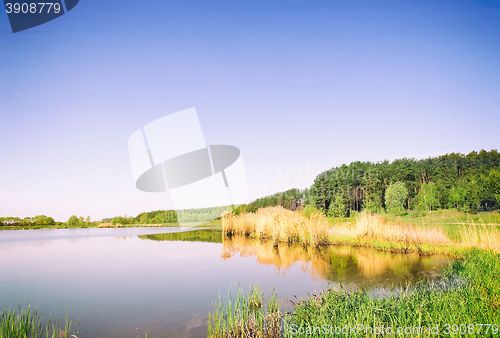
[236,150,499,217]
[309,149,499,216]
[1,150,498,227]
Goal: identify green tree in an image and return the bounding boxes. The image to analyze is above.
[328,192,348,217]
[477,169,500,210]
[32,215,55,226]
[111,216,133,225]
[362,169,384,212]
[448,184,467,209]
[385,182,408,215]
[416,182,440,211]
[67,215,80,226]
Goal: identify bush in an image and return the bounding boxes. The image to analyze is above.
[385,182,408,215]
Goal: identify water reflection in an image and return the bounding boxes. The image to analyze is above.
[141,230,451,288]
[221,237,450,287]
[141,229,222,243]
[0,228,453,337]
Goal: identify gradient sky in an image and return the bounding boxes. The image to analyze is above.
[1,0,499,221]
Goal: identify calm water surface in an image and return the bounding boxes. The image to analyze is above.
[0,228,452,337]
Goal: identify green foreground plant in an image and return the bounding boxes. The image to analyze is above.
[208,286,281,338]
[0,305,76,338]
[209,250,499,337]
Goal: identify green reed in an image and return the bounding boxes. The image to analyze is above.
[208,250,499,337]
[0,305,76,338]
[287,249,499,337]
[208,286,282,338]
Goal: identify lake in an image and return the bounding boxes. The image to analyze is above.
[0,227,452,337]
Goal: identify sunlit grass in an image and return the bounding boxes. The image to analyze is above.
[222,207,330,247]
[225,207,500,255]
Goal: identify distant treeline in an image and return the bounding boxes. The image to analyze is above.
[0,215,92,227]
[237,150,499,217]
[0,215,57,227]
[1,150,498,227]
[103,207,228,225]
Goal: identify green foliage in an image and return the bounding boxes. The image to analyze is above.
[111,216,134,225]
[208,286,281,338]
[448,182,467,210]
[302,204,319,219]
[176,207,228,223]
[416,182,440,211]
[31,215,55,226]
[385,182,408,215]
[309,149,499,215]
[327,192,348,217]
[245,189,304,213]
[66,215,80,226]
[286,250,500,337]
[0,305,75,338]
[361,169,384,212]
[231,205,247,216]
[0,216,56,227]
[135,210,177,224]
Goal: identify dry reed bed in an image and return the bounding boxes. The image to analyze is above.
[223,207,500,253]
[222,207,330,247]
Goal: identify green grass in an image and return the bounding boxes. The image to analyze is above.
[208,250,499,337]
[208,286,281,338]
[381,209,500,240]
[286,249,499,337]
[325,209,500,241]
[326,235,466,257]
[0,305,76,338]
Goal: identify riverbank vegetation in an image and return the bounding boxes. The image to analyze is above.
[0,207,225,230]
[3,150,497,230]
[208,286,281,338]
[0,306,75,338]
[208,250,499,337]
[223,207,330,247]
[287,249,500,337]
[223,207,499,255]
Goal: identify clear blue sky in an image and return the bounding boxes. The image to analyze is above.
[1,0,499,220]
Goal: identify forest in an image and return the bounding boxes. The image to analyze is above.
[309,149,499,216]
[238,149,499,217]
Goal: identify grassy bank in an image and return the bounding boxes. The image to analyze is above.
[208,250,500,337]
[0,306,75,338]
[287,249,499,337]
[222,207,500,255]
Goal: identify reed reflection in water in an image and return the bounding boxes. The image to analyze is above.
[221,236,450,288]
[141,229,451,289]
